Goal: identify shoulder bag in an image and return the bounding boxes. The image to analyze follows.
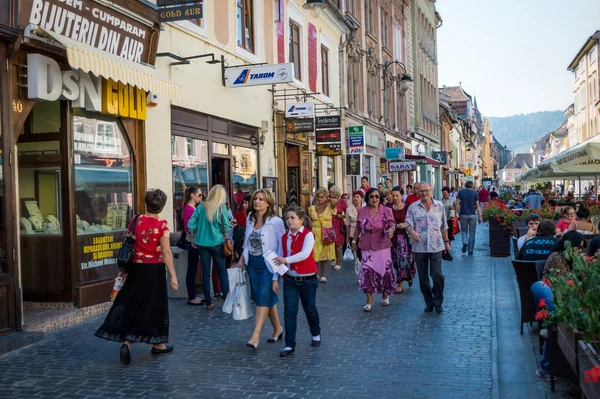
[117,214,141,273]
[221,208,234,257]
[176,230,187,250]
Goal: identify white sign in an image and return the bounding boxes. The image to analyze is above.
[27,53,101,111]
[225,63,294,88]
[388,161,416,172]
[286,102,315,118]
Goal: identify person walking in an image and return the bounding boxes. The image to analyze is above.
[351,188,396,312]
[360,176,372,193]
[345,190,364,259]
[309,187,336,283]
[441,187,456,243]
[95,189,179,365]
[403,184,413,202]
[181,184,205,306]
[272,207,321,357]
[187,185,230,310]
[405,182,451,313]
[389,186,416,294]
[478,186,490,209]
[405,182,421,207]
[237,189,285,349]
[456,180,482,255]
[329,185,347,271]
[523,189,545,210]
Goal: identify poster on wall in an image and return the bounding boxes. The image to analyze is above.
[346,154,362,176]
[77,231,126,283]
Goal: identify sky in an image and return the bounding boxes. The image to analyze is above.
[436,0,600,117]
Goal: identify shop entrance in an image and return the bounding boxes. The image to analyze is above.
[211,157,231,196]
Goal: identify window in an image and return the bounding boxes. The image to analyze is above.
[364,0,374,34]
[381,9,389,49]
[589,46,597,65]
[237,0,254,52]
[384,79,392,127]
[187,2,203,26]
[348,59,360,110]
[367,71,379,118]
[232,145,258,196]
[394,24,403,62]
[321,45,330,97]
[345,0,356,15]
[289,21,301,81]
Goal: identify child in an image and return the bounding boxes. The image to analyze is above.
[273,207,321,357]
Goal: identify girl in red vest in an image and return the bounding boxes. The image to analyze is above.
[273,207,321,357]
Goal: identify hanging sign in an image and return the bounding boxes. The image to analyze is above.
[225,63,294,88]
[388,161,416,172]
[385,147,405,161]
[316,143,342,156]
[315,115,341,129]
[432,151,447,165]
[346,154,362,176]
[286,118,314,132]
[158,4,203,22]
[348,126,365,154]
[316,128,341,144]
[286,102,315,118]
[285,132,308,145]
[300,151,312,193]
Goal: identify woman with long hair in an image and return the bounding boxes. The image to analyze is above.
[567,205,598,234]
[237,189,286,349]
[95,189,179,365]
[187,185,230,310]
[182,185,205,306]
[389,186,416,294]
[309,187,336,283]
[328,185,347,271]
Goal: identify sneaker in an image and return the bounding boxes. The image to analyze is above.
[468,251,474,255]
[213,293,224,300]
[540,329,548,338]
[536,368,551,382]
[462,244,468,254]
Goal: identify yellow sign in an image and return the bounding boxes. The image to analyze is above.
[102,79,147,120]
[83,235,123,261]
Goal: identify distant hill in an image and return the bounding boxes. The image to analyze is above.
[487,111,566,154]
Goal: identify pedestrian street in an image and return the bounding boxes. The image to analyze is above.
[0,226,563,399]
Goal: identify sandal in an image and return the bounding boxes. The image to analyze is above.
[363,304,372,312]
[382,298,390,306]
[320,277,327,283]
[333,265,341,270]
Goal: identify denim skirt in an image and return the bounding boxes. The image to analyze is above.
[247,254,279,307]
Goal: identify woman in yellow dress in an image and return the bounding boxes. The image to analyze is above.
[310,187,336,283]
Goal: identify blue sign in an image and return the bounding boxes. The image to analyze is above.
[385,147,405,160]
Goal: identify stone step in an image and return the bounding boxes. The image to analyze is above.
[22,302,111,333]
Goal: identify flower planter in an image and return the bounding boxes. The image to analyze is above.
[489,219,511,257]
[558,323,584,377]
[548,326,577,386]
[578,340,600,399]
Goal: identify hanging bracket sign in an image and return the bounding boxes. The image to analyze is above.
[286,118,314,132]
[315,128,341,144]
[316,143,342,156]
[348,126,365,154]
[286,102,315,118]
[159,3,203,22]
[225,63,294,88]
[388,161,416,172]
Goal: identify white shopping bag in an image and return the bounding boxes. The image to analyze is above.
[342,244,355,269]
[354,257,362,275]
[233,270,254,321]
[223,268,241,315]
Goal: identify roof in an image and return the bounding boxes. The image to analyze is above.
[439,86,470,103]
[503,153,533,170]
[568,31,600,71]
[532,132,552,153]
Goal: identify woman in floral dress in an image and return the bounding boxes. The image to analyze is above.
[389,187,416,293]
[329,185,347,270]
[309,187,336,283]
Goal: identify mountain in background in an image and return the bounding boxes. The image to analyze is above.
[487,111,567,155]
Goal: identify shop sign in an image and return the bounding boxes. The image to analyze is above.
[285,132,308,145]
[286,102,315,118]
[158,4,203,22]
[315,115,341,129]
[348,126,365,154]
[432,151,447,165]
[21,0,154,63]
[346,154,362,176]
[385,147,405,160]
[225,63,294,88]
[286,118,314,132]
[300,151,312,193]
[78,231,124,270]
[316,143,342,156]
[158,0,201,7]
[388,161,416,172]
[27,54,147,120]
[315,128,341,144]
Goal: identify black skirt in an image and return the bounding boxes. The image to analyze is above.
[95,263,169,344]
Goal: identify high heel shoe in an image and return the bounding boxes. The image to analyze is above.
[120,343,131,365]
[246,340,259,349]
[267,327,283,343]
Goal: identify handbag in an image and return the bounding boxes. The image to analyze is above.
[176,230,187,250]
[220,209,234,257]
[233,269,253,321]
[451,217,460,237]
[322,226,336,244]
[117,214,140,273]
[110,274,126,301]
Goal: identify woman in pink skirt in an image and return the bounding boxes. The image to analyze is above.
[329,185,347,270]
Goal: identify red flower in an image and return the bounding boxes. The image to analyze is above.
[584,366,600,383]
[539,298,546,307]
[542,279,551,288]
[566,280,575,287]
[535,309,550,321]
[496,218,501,222]
[585,256,594,262]
[507,226,512,230]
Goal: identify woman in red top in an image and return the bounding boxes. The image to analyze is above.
[273,207,321,357]
[95,189,179,365]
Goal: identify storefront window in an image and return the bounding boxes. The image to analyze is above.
[232,145,257,196]
[172,136,209,231]
[18,167,62,236]
[32,101,61,134]
[212,142,229,155]
[73,112,134,235]
[327,157,335,186]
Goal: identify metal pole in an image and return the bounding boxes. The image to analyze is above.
[579,177,581,199]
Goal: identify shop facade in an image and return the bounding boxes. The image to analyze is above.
[0,0,178,335]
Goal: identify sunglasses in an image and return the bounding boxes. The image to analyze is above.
[369,195,380,199]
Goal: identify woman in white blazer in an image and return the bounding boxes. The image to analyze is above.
[236,189,286,349]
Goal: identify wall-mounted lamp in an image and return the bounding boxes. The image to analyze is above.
[382,60,413,92]
[303,0,327,18]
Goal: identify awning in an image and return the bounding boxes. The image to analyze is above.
[405,155,441,167]
[75,167,132,193]
[37,28,181,100]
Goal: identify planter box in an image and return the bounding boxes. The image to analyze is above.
[489,219,511,257]
[549,326,577,385]
[578,340,600,399]
[558,323,584,377]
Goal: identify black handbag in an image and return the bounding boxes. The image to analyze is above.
[117,214,140,273]
[176,230,187,250]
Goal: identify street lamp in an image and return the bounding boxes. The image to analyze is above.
[303,0,327,18]
[382,60,413,91]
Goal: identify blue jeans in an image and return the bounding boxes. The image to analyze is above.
[185,241,200,300]
[531,281,554,374]
[460,214,478,252]
[198,244,229,306]
[283,275,321,349]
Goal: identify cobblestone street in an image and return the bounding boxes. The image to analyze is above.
[0,226,559,398]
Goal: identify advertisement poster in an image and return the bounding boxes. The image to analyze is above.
[346,154,362,176]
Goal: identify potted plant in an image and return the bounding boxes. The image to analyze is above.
[482,201,519,257]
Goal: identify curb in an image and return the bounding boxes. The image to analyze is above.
[491,255,500,399]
